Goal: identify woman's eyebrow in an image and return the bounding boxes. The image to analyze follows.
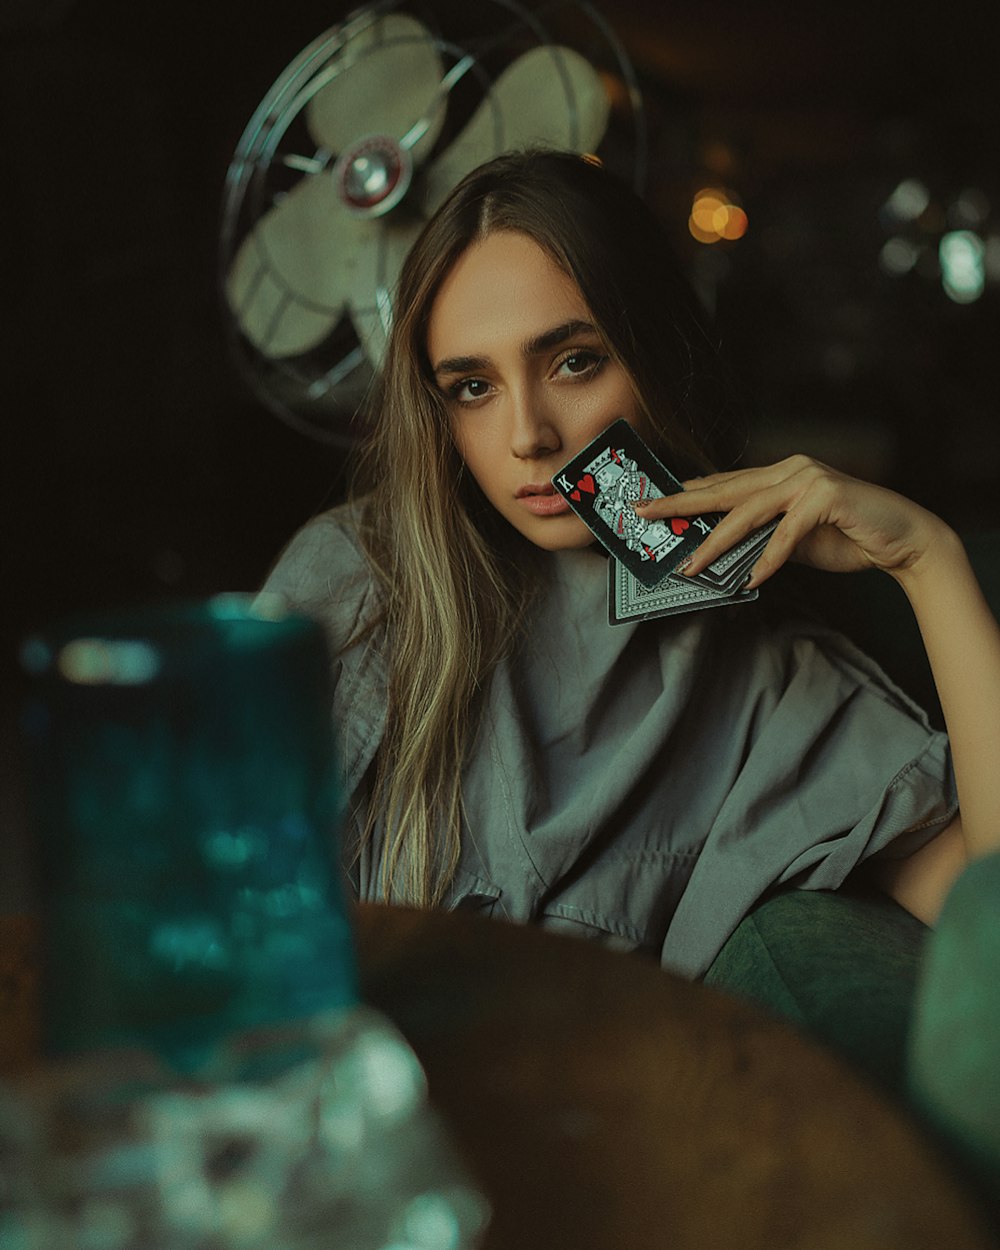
[525,319,599,356]
[433,319,600,378]
[433,351,490,379]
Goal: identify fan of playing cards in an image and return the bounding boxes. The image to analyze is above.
[219,0,646,445]
[552,420,779,623]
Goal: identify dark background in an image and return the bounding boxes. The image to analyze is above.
[3,0,999,893]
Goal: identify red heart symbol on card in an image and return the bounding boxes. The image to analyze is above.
[577,473,596,495]
[570,489,581,501]
[670,517,690,535]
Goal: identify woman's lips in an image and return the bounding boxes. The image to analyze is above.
[515,484,571,516]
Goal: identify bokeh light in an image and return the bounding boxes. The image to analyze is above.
[57,639,161,685]
[880,178,930,225]
[948,188,990,229]
[879,237,921,276]
[689,187,748,245]
[939,230,985,303]
[878,175,996,305]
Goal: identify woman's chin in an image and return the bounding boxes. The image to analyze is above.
[516,514,599,552]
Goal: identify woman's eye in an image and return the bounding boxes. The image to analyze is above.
[556,350,606,379]
[448,377,491,404]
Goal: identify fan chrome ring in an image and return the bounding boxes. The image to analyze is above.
[333,134,414,217]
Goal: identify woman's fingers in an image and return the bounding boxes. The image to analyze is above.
[673,485,796,579]
[742,511,820,588]
[630,455,894,584]
[632,461,815,578]
[637,455,822,519]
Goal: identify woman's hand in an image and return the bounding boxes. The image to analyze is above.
[632,454,954,589]
[636,452,1000,899]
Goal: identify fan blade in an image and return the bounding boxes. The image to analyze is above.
[419,46,611,216]
[347,215,424,366]
[305,14,445,165]
[226,174,372,358]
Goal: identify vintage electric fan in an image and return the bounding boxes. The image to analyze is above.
[219,0,646,444]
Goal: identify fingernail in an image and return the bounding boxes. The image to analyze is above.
[675,556,693,575]
[633,499,650,510]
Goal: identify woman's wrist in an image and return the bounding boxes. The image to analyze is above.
[886,516,965,602]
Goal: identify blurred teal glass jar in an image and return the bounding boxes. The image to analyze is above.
[19,595,357,1073]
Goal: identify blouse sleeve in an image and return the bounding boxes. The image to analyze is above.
[254,504,388,865]
[660,620,957,979]
[254,504,380,655]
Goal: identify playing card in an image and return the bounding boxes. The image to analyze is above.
[609,559,758,626]
[551,419,721,589]
[552,419,780,617]
[683,519,780,596]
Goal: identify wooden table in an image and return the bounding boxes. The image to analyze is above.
[355,904,996,1250]
[2,908,995,1248]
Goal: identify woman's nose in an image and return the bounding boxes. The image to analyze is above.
[509,387,561,460]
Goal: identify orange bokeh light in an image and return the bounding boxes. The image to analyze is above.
[688,215,718,244]
[689,188,748,244]
[692,195,725,232]
[718,205,748,240]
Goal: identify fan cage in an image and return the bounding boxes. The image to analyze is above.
[219,0,647,446]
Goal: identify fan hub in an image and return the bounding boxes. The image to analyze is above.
[333,135,413,217]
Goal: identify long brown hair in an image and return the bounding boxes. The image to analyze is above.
[351,149,743,905]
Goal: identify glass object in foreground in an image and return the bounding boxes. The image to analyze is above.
[6,597,488,1248]
[19,597,355,1071]
[0,1008,489,1250]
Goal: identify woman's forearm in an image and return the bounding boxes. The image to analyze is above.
[894,525,1000,860]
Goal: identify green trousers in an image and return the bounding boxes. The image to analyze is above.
[704,853,1000,1226]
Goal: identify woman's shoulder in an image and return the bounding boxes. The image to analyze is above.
[256,498,382,650]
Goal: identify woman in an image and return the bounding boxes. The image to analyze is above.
[260,149,1000,980]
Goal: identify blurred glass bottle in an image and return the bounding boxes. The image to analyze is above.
[2,597,487,1250]
[19,596,353,1069]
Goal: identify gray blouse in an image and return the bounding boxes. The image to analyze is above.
[258,504,957,980]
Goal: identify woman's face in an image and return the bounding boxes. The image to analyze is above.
[426,230,644,551]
